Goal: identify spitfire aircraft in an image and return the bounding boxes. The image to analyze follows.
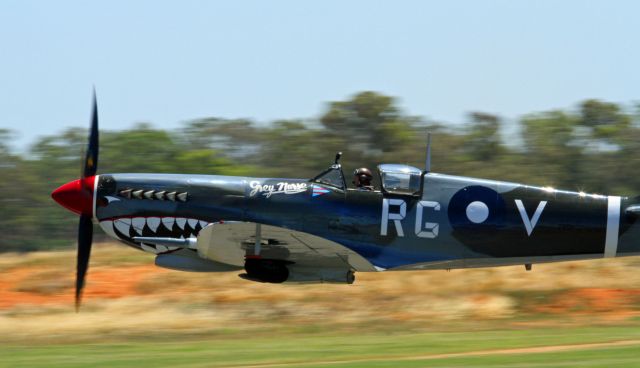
[53,95,640,308]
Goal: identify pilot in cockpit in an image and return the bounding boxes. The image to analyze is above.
[353,168,374,191]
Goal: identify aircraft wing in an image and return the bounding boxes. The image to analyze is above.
[197,222,376,273]
[135,222,376,282]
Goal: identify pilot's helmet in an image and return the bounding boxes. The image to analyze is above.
[353,168,373,187]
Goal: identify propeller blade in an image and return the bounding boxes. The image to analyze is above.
[82,90,99,178]
[76,214,93,311]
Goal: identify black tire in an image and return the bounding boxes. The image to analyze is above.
[244,258,289,283]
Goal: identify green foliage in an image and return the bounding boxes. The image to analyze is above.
[3,91,640,252]
[464,112,503,161]
[580,99,631,139]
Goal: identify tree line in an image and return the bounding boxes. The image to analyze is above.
[1,91,639,252]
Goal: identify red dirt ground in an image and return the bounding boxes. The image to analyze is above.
[0,265,167,309]
[533,287,640,319]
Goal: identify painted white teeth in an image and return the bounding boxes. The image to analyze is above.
[162,217,175,230]
[188,218,198,228]
[106,217,208,253]
[114,218,132,235]
[147,217,161,232]
[99,220,118,238]
[132,217,145,235]
[176,218,187,230]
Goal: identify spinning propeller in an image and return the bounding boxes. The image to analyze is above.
[51,91,99,311]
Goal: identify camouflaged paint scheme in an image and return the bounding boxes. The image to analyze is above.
[95,169,640,271]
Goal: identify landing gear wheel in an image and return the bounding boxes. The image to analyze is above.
[244,258,289,283]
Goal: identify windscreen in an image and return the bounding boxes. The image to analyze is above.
[314,167,345,189]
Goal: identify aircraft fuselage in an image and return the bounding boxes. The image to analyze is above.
[91,171,640,271]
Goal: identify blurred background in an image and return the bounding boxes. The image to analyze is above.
[2,1,640,367]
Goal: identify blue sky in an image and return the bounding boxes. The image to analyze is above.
[1,1,639,150]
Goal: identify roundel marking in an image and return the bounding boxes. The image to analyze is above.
[448,185,506,230]
[466,201,489,223]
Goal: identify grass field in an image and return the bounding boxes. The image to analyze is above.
[1,243,640,367]
[2,326,640,367]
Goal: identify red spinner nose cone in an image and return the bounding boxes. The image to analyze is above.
[51,176,95,216]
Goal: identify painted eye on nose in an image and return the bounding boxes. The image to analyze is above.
[96,197,109,207]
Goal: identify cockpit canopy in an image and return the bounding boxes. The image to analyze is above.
[311,159,423,195]
[377,164,422,195]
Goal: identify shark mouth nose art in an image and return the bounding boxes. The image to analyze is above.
[99,216,210,254]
